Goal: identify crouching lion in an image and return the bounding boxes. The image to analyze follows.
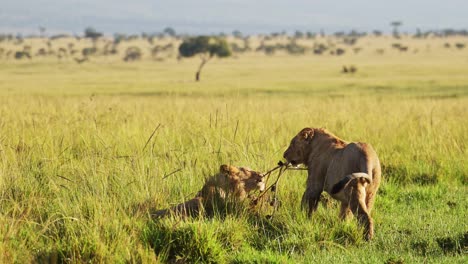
[283,128,381,240]
[152,165,265,218]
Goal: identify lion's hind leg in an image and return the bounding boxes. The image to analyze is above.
[152,197,203,219]
[349,184,374,240]
[339,202,352,220]
[365,171,381,214]
[365,190,377,214]
[173,197,204,217]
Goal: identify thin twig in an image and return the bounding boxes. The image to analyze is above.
[115,155,133,159]
[143,123,162,151]
[162,168,182,180]
[256,163,289,201]
[56,175,73,182]
[233,120,239,141]
[253,161,308,213]
[287,167,308,171]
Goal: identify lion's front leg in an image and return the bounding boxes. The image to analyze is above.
[302,168,324,218]
[301,186,322,217]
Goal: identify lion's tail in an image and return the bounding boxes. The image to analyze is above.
[330,173,372,194]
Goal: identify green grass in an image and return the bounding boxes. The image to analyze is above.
[0,37,467,263]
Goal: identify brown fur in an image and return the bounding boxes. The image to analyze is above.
[152,165,265,219]
[283,127,381,240]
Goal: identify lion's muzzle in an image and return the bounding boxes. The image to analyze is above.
[258,181,265,192]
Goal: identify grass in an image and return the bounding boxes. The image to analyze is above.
[0,36,467,263]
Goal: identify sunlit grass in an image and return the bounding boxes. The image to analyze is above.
[0,36,467,262]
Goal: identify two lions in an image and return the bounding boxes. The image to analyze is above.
[153,165,265,218]
[151,128,380,240]
[283,127,381,240]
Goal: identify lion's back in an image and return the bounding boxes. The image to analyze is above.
[326,142,381,192]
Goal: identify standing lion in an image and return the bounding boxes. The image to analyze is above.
[283,128,381,240]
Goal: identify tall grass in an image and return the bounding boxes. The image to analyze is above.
[0,37,467,262]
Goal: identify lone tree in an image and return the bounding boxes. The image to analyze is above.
[84,27,103,40]
[163,27,176,37]
[178,36,231,81]
[390,21,402,38]
[39,26,46,38]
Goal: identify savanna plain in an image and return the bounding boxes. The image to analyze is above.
[0,35,467,263]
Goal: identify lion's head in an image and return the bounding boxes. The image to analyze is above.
[283,127,314,166]
[202,165,265,202]
[216,165,265,196]
[150,165,266,219]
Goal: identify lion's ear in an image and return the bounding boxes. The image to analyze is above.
[301,128,314,140]
[219,165,239,175]
[219,165,230,174]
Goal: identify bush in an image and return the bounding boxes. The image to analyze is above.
[123,47,142,62]
[82,47,97,57]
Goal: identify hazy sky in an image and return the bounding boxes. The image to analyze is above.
[1,0,467,35]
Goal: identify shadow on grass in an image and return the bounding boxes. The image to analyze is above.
[436,232,468,255]
[382,164,439,186]
[409,231,468,257]
[35,249,101,264]
[141,219,226,263]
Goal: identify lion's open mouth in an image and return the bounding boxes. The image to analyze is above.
[287,160,306,169]
[289,160,298,166]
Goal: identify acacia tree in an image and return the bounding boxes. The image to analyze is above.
[84,27,103,40]
[178,36,231,81]
[39,26,46,38]
[163,27,176,37]
[390,21,402,38]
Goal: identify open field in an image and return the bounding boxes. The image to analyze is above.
[0,36,467,263]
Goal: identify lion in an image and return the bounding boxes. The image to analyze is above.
[283,127,381,240]
[152,165,266,218]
